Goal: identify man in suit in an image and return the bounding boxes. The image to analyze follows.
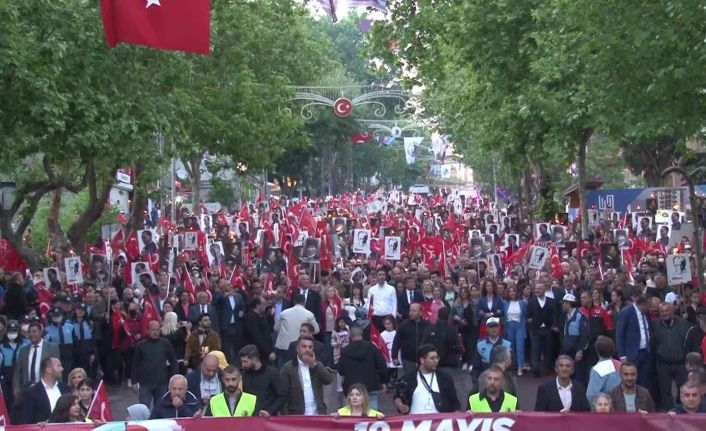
[186,353,223,409]
[616,295,652,387]
[534,355,590,412]
[214,279,245,362]
[397,276,423,320]
[21,357,71,424]
[526,276,556,377]
[274,294,319,368]
[280,335,333,415]
[298,274,322,324]
[189,290,219,332]
[13,321,60,399]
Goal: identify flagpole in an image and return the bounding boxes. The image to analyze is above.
[86,379,103,419]
[171,139,176,226]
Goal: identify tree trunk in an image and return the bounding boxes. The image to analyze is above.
[67,166,116,254]
[46,188,70,255]
[187,153,204,210]
[578,128,593,240]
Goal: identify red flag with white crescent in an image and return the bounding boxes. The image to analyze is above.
[87,380,113,422]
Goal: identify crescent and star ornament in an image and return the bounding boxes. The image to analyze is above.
[333,97,353,117]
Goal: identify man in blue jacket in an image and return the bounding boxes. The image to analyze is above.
[560,294,589,385]
[616,295,652,387]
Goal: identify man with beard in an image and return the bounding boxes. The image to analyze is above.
[185,314,222,369]
[239,344,284,416]
[207,366,257,417]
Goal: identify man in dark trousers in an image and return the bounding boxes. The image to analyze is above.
[560,293,590,385]
[392,303,430,376]
[652,302,690,410]
[239,344,285,417]
[535,355,590,412]
[616,295,652,387]
[214,278,245,362]
[21,357,71,424]
[526,277,556,377]
[244,296,275,364]
[132,320,178,409]
[337,326,388,409]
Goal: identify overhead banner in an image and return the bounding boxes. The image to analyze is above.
[7,413,706,431]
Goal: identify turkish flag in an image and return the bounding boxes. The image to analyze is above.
[100,0,211,55]
[87,380,114,422]
[0,386,11,425]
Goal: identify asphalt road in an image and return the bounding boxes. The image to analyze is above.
[107,369,552,420]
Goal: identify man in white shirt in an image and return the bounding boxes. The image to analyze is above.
[280,336,333,415]
[393,344,460,414]
[367,269,398,332]
[274,294,319,367]
[21,356,70,424]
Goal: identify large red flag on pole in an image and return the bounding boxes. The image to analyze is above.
[87,380,114,422]
[100,0,211,54]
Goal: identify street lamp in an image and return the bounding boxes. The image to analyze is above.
[662,166,706,294]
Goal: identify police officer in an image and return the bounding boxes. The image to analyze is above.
[468,365,518,413]
[44,307,74,380]
[71,303,96,378]
[206,365,256,417]
[561,294,590,385]
[474,317,511,379]
[0,320,27,422]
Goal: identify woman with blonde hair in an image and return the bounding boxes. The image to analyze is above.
[161,311,189,374]
[67,368,87,395]
[335,383,384,418]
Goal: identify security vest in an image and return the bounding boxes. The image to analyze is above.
[209,391,257,417]
[337,406,383,417]
[468,392,517,413]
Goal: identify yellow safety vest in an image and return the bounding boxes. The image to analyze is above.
[468,392,517,413]
[209,392,257,417]
[337,406,383,417]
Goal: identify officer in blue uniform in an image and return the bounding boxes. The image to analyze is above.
[560,293,589,385]
[71,302,96,378]
[474,317,511,381]
[44,306,74,380]
[0,320,28,422]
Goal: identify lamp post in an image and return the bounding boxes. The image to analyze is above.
[662,166,706,294]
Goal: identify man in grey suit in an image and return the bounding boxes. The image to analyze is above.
[13,321,60,398]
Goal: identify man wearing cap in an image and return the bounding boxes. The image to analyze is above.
[43,307,74,380]
[1,320,27,414]
[474,317,511,379]
[561,293,590,385]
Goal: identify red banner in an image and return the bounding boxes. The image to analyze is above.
[7,413,706,431]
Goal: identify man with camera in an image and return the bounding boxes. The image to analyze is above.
[393,344,459,414]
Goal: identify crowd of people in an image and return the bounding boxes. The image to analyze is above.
[1,188,706,423]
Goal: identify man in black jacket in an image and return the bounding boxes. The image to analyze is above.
[239,344,285,416]
[393,344,460,414]
[535,355,590,412]
[392,303,430,375]
[151,374,200,419]
[526,277,556,377]
[244,296,276,364]
[132,320,178,409]
[684,306,706,354]
[337,326,388,408]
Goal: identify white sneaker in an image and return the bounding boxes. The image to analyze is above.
[467,365,473,373]
[461,363,468,371]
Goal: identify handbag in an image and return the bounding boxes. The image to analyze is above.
[418,371,443,411]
